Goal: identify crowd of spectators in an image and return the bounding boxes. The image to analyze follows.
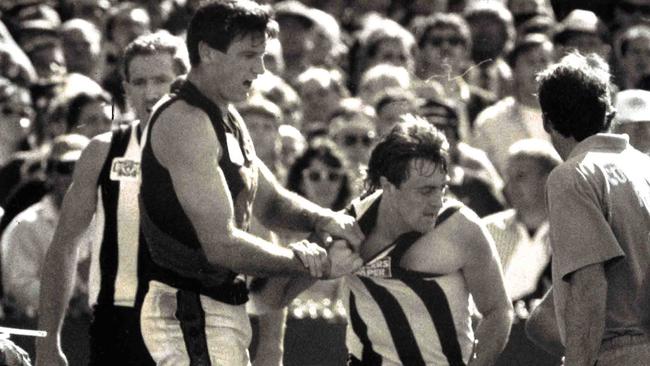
[0,0,649,364]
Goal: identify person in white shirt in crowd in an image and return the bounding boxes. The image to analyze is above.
[612,89,650,155]
[483,138,562,365]
[471,33,554,176]
[2,134,92,318]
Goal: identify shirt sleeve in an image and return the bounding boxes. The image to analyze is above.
[546,164,624,282]
[1,219,44,313]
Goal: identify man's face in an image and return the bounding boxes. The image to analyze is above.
[419,26,467,75]
[49,160,76,205]
[61,28,101,75]
[504,156,547,211]
[557,33,608,59]
[386,158,448,233]
[514,43,554,93]
[210,34,266,104]
[621,36,650,88]
[333,120,377,165]
[467,17,508,60]
[243,111,279,162]
[123,53,177,123]
[371,38,412,71]
[299,78,340,122]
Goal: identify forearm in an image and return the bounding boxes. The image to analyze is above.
[257,185,332,233]
[471,307,514,366]
[37,243,79,345]
[564,269,607,366]
[204,227,312,278]
[253,276,317,309]
[252,308,287,366]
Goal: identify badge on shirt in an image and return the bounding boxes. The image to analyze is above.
[356,257,392,278]
[110,158,140,181]
[226,132,245,166]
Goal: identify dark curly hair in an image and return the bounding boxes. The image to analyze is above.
[286,138,353,211]
[364,114,449,196]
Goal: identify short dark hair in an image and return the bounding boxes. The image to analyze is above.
[365,114,449,194]
[123,31,189,82]
[186,0,277,66]
[537,52,615,141]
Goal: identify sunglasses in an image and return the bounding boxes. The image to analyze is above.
[1,106,32,118]
[617,1,650,15]
[305,169,342,182]
[342,133,374,147]
[47,160,76,175]
[428,36,464,47]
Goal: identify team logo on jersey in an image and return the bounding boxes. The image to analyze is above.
[356,257,392,278]
[110,158,140,181]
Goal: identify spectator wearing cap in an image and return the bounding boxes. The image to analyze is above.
[471,33,554,176]
[17,19,65,82]
[483,139,562,366]
[613,0,650,32]
[1,134,93,319]
[464,1,516,100]
[413,13,497,141]
[274,1,316,83]
[419,96,506,217]
[553,9,610,59]
[60,18,103,82]
[615,24,650,90]
[304,8,347,72]
[507,0,555,35]
[613,89,650,154]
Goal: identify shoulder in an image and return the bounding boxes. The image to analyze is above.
[5,201,43,232]
[150,101,220,163]
[473,97,513,129]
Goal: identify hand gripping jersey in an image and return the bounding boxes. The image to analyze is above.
[343,192,475,366]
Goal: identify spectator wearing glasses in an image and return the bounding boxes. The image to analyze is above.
[373,87,418,136]
[328,98,377,193]
[463,1,516,101]
[1,134,92,321]
[413,13,496,141]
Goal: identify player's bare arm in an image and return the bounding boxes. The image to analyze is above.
[36,133,111,366]
[457,207,514,366]
[151,102,326,278]
[254,160,364,250]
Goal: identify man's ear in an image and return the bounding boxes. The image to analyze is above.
[198,41,217,63]
[379,176,393,192]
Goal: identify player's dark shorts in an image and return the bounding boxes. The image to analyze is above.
[89,304,155,366]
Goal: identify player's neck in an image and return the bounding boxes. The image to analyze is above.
[375,197,409,243]
[186,69,229,111]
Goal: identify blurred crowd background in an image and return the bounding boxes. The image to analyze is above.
[0,0,649,365]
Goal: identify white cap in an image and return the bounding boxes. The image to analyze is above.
[616,89,650,123]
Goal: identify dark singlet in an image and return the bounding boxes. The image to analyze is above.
[139,80,258,305]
